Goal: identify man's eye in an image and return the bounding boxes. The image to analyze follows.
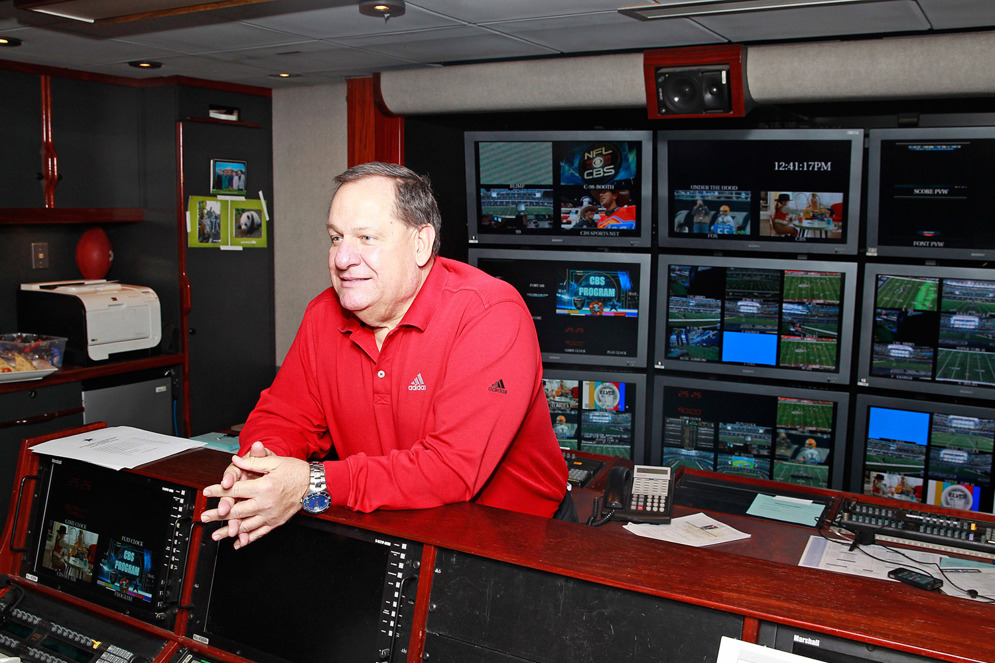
[329,236,342,244]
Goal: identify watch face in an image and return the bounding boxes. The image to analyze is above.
[301,491,331,514]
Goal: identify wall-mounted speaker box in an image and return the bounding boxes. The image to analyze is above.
[644,45,750,119]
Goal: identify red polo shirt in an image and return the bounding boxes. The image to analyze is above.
[239,257,567,517]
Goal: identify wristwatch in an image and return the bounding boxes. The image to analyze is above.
[301,462,332,514]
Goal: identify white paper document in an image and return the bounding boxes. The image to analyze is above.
[625,512,751,547]
[799,535,995,601]
[30,426,205,470]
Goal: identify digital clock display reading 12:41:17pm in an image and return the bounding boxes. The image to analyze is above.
[774,161,833,171]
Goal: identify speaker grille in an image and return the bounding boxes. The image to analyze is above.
[655,67,732,115]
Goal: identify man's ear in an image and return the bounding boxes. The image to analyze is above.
[414,224,435,267]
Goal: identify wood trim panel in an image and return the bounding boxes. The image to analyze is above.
[347,76,404,167]
[0,208,144,224]
[0,354,184,395]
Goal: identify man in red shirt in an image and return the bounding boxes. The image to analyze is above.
[201,162,569,549]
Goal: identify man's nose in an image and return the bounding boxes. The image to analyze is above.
[332,238,361,268]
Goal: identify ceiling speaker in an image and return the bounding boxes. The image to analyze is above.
[656,68,731,116]
[643,45,749,119]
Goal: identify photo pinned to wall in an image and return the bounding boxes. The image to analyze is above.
[189,196,227,248]
[230,198,268,248]
[211,159,247,197]
[188,195,269,249]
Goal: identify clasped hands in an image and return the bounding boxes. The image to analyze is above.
[200,441,310,549]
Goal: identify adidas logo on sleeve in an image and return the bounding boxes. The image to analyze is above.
[488,379,507,394]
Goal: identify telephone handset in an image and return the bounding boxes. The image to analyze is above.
[589,464,673,526]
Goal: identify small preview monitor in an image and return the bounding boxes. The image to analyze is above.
[852,393,995,515]
[857,262,995,400]
[652,375,848,490]
[465,131,653,248]
[657,254,857,384]
[186,517,421,663]
[542,367,647,461]
[867,126,995,260]
[657,128,864,255]
[471,249,651,368]
[21,456,197,629]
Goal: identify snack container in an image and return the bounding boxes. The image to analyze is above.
[0,333,68,381]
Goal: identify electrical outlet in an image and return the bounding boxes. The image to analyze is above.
[31,242,49,269]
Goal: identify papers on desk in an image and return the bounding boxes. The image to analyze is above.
[799,535,995,601]
[625,512,751,547]
[30,426,205,470]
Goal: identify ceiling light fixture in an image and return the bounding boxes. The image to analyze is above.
[13,0,274,24]
[358,0,405,22]
[619,0,876,20]
[128,60,163,69]
[0,36,23,47]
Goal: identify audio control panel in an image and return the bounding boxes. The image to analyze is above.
[837,499,995,556]
[0,580,168,663]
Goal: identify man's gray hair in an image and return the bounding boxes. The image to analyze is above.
[331,162,442,254]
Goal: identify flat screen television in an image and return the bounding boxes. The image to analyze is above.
[465,131,653,248]
[20,456,197,630]
[857,262,995,400]
[186,517,422,663]
[651,375,849,490]
[470,249,651,368]
[657,128,864,255]
[656,254,857,384]
[542,367,647,461]
[851,393,995,514]
[867,126,995,261]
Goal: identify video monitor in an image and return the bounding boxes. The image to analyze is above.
[852,393,995,514]
[657,128,864,255]
[21,456,197,629]
[867,126,995,261]
[652,376,848,490]
[187,517,422,663]
[542,367,647,462]
[470,249,651,368]
[857,263,995,400]
[465,131,653,248]
[657,254,857,384]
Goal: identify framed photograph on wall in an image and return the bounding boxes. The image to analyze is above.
[210,159,247,196]
[231,199,268,248]
[189,196,227,247]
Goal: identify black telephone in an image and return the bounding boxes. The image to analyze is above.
[588,464,673,526]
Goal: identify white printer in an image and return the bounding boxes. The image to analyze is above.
[19,280,162,363]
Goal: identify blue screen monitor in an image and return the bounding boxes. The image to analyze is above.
[867,126,995,261]
[652,375,848,490]
[852,393,995,515]
[542,367,647,462]
[857,262,995,400]
[657,128,864,255]
[657,254,858,384]
[465,131,653,248]
[470,248,651,368]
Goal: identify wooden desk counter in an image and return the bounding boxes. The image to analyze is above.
[5,440,994,663]
[147,448,995,663]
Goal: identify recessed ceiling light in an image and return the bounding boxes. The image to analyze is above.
[270,73,301,79]
[0,37,23,47]
[358,0,405,20]
[128,60,162,69]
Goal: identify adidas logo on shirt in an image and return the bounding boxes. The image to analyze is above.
[408,373,427,391]
[488,379,507,394]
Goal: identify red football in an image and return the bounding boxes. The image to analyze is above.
[76,227,114,279]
